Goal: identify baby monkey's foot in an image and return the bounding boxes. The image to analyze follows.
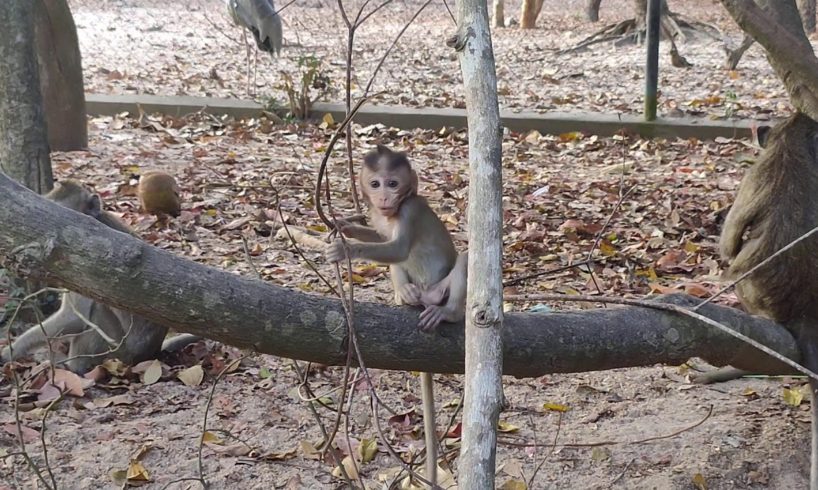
[399,283,423,305]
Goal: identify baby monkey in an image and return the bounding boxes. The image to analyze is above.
[1,180,191,373]
[326,144,467,332]
[325,145,467,486]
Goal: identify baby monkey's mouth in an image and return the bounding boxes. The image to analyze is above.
[378,206,398,216]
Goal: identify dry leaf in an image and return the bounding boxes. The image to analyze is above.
[331,455,359,480]
[783,387,805,407]
[692,472,707,490]
[202,431,224,444]
[142,360,162,385]
[543,402,570,412]
[126,460,151,482]
[358,437,378,463]
[178,365,204,386]
[497,421,520,433]
[499,479,528,490]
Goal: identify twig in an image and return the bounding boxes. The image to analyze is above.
[313,96,376,229]
[528,410,563,488]
[39,396,62,489]
[64,294,117,346]
[502,260,596,287]
[200,0,241,45]
[289,360,350,481]
[5,294,55,489]
[362,0,434,97]
[240,237,261,278]
[273,0,298,16]
[503,405,713,449]
[609,458,636,485]
[58,315,135,367]
[270,185,338,295]
[585,185,636,297]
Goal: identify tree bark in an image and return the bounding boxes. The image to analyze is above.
[520,0,538,28]
[34,0,88,152]
[0,173,804,377]
[799,0,817,34]
[586,0,602,22]
[719,0,818,119]
[451,0,505,485]
[724,33,754,70]
[635,0,647,30]
[493,0,504,27]
[0,0,53,193]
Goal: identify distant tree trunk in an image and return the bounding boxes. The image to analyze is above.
[799,0,817,34]
[0,0,53,193]
[34,0,87,152]
[586,0,602,21]
[520,0,543,28]
[635,0,647,30]
[724,34,754,70]
[493,0,505,27]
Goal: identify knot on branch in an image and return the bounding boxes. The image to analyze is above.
[446,26,473,52]
[2,238,56,281]
[472,305,502,328]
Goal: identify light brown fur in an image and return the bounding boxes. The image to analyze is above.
[720,111,818,487]
[138,171,181,217]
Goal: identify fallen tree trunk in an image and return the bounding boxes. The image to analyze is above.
[0,173,801,377]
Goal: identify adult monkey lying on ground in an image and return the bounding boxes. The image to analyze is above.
[719,112,818,487]
[0,180,195,373]
[325,144,467,486]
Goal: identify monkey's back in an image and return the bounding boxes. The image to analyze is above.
[723,112,818,325]
[397,196,458,288]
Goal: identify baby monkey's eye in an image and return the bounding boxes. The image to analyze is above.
[370,180,380,188]
[387,180,399,188]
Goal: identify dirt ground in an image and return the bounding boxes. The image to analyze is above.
[1,0,814,489]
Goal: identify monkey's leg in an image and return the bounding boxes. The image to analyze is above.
[1,303,83,362]
[161,333,201,352]
[391,265,422,306]
[690,365,748,384]
[420,371,437,487]
[418,253,468,332]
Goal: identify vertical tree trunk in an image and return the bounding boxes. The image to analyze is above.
[520,0,538,28]
[533,0,544,19]
[34,0,88,152]
[493,0,504,27]
[450,0,505,486]
[634,0,648,30]
[586,0,602,21]
[799,0,817,34]
[0,0,53,193]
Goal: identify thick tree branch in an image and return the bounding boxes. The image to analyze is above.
[0,173,801,377]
